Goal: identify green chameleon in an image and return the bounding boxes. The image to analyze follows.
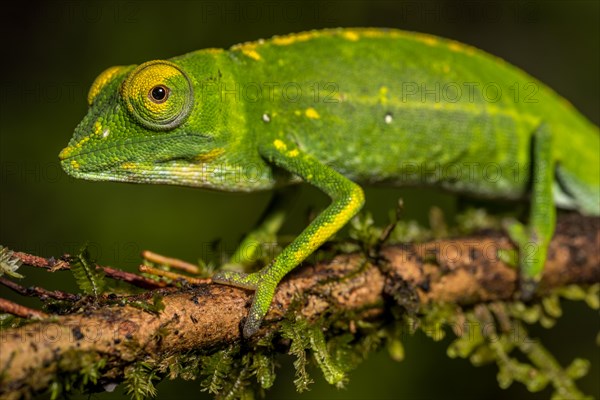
[60,28,599,338]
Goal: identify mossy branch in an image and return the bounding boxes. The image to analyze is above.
[0,214,598,398]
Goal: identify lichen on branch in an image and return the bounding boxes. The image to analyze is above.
[0,213,598,399]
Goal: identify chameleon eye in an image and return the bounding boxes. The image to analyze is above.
[149,85,169,103]
[121,60,193,130]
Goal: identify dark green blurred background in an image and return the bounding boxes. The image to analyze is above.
[1,1,598,399]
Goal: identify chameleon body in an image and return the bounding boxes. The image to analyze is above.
[60,28,600,337]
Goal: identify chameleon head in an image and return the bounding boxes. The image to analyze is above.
[59,59,231,188]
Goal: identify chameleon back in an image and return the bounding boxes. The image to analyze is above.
[189,28,599,214]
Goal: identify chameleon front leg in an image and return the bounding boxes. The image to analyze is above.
[213,140,365,337]
[505,123,556,299]
[225,187,299,271]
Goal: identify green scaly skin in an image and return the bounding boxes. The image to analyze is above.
[60,28,600,337]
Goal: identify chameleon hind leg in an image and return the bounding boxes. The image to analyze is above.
[213,142,364,338]
[504,123,556,299]
[224,187,299,272]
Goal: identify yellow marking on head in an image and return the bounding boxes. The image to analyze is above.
[343,31,360,41]
[194,148,225,163]
[59,146,74,160]
[273,139,287,151]
[93,121,102,135]
[287,149,299,157]
[70,160,80,169]
[305,107,320,119]
[88,66,126,105]
[74,136,90,149]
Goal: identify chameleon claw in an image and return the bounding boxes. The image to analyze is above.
[243,280,277,338]
[502,217,543,302]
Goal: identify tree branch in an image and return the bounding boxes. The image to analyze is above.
[0,298,48,320]
[0,214,598,396]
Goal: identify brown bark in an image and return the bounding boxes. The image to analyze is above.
[0,214,598,396]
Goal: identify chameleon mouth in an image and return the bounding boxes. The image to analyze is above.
[59,142,135,179]
[59,132,212,161]
[59,132,215,181]
[58,133,212,165]
[59,136,174,162]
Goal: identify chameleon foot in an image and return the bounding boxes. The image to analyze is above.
[502,218,544,301]
[212,269,278,337]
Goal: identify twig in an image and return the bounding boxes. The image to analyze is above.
[11,252,167,290]
[0,277,79,301]
[0,298,47,319]
[138,265,210,284]
[101,265,167,289]
[12,252,69,271]
[141,250,200,274]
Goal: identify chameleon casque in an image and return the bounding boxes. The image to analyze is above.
[59,28,600,338]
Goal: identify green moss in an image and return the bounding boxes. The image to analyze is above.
[69,243,106,296]
[0,313,23,330]
[200,345,239,394]
[124,361,160,400]
[0,245,24,278]
[436,286,599,400]
[44,350,108,400]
